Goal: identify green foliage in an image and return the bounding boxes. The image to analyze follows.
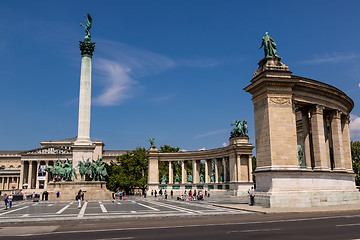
[159,145,180,183]
[351,141,360,186]
[106,147,147,193]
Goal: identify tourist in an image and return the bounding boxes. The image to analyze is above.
[122,191,125,200]
[119,191,123,200]
[81,191,84,201]
[151,190,153,196]
[143,189,147,198]
[170,190,173,199]
[164,190,168,200]
[248,187,255,206]
[154,190,157,197]
[8,194,13,209]
[56,191,60,201]
[4,193,8,210]
[76,190,82,209]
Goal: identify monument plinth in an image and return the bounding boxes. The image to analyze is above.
[244,33,359,208]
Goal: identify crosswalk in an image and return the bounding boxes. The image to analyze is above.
[0,198,250,223]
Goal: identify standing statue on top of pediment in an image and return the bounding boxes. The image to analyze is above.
[259,32,279,58]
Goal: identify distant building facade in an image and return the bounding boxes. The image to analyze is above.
[0,137,127,193]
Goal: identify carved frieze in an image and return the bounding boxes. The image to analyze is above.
[268,97,292,105]
[25,146,72,155]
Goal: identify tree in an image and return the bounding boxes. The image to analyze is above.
[351,141,360,186]
[106,147,147,194]
[159,145,180,183]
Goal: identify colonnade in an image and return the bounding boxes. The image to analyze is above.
[0,176,20,191]
[20,160,58,190]
[298,105,352,172]
[164,154,253,185]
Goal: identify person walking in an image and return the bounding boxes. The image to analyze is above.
[154,190,157,197]
[164,190,168,200]
[56,191,60,201]
[4,193,8,210]
[151,190,153,197]
[8,194,13,209]
[248,187,255,206]
[76,190,82,209]
[170,190,173,199]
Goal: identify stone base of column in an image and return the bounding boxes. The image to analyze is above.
[254,170,358,208]
[72,144,96,182]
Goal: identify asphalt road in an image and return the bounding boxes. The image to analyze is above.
[2,210,360,240]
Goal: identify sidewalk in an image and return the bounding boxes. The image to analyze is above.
[213,203,360,214]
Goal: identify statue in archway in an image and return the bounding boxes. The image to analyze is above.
[161,174,167,184]
[174,174,180,184]
[297,145,303,166]
[187,172,193,183]
[199,173,204,183]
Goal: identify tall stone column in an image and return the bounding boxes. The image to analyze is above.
[28,161,33,189]
[248,155,253,182]
[214,159,219,183]
[204,160,209,183]
[73,38,96,178]
[236,154,241,182]
[229,154,237,183]
[19,162,24,190]
[310,105,330,171]
[300,108,312,169]
[35,161,40,189]
[75,40,95,146]
[223,158,227,183]
[342,115,353,173]
[168,161,173,184]
[44,161,49,189]
[330,110,345,171]
[181,161,187,184]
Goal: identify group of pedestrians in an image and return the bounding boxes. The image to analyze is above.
[3,193,13,209]
[150,189,174,200]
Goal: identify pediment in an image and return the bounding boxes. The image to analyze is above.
[23,146,72,155]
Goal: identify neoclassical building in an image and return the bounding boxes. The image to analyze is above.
[147,136,254,196]
[0,137,126,194]
[244,57,358,207]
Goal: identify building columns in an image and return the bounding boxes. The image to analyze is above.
[236,154,241,182]
[28,161,33,189]
[181,161,187,184]
[214,159,219,183]
[300,108,312,169]
[168,161,173,184]
[204,160,209,183]
[229,154,237,182]
[19,162,24,190]
[310,105,330,170]
[342,115,353,172]
[331,110,345,171]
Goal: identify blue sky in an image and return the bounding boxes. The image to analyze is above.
[1,1,360,151]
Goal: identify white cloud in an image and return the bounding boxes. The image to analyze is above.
[222,142,227,147]
[198,147,206,151]
[194,129,227,139]
[92,40,175,106]
[358,83,360,88]
[179,149,188,152]
[299,53,359,64]
[350,114,360,140]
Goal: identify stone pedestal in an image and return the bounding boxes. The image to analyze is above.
[47,181,111,201]
[72,144,95,181]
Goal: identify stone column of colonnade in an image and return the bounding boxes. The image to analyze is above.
[181,161,187,184]
[214,159,219,183]
[19,161,24,190]
[228,154,237,183]
[330,110,346,171]
[310,105,330,171]
[204,159,209,183]
[35,160,40,189]
[168,161,173,184]
[223,158,227,182]
[342,116,353,172]
[28,161,33,189]
[300,108,313,169]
